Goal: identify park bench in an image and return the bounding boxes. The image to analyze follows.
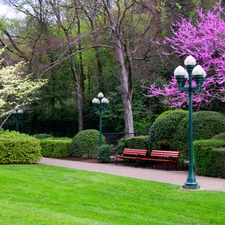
[140,150,179,171]
[115,148,147,166]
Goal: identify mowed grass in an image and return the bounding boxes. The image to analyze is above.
[0,165,225,225]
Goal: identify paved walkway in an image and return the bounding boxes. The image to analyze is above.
[38,157,225,192]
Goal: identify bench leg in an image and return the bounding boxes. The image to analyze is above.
[143,161,146,169]
[166,163,168,171]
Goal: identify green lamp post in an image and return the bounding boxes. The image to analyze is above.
[174,55,206,190]
[12,107,23,132]
[92,92,109,146]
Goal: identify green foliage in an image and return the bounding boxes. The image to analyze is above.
[0,130,42,164]
[33,133,54,139]
[117,136,149,153]
[171,111,225,160]
[40,138,72,158]
[97,144,114,163]
[102,87,125,132]
[71,129,106,158]
[133,118,151,133]
[149,110,188,150]
[102,76,163,133]
[194,139,225,178]
[211,133,225,140]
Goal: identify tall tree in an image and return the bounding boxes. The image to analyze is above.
[47,0,84,131]
[2,0,85,131]
[0,49,47,129]
[144,0,225,110]
[93,0,167,135]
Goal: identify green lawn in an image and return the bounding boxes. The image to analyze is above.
[0,164,224,225]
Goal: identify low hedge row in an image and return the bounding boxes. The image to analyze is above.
[40,138,73,158]
[117,136,149,153]
[194,139,225,178]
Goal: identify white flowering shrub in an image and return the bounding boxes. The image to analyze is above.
[0,49,47,128]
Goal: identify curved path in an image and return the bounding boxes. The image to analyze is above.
[38,157,225,192]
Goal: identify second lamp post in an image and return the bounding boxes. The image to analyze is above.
[92,92,109,146]
[12,108,23,132]
[174,55,206,190]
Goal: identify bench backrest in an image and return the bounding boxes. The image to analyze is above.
[150,150,179,158]
[123,148,147,157]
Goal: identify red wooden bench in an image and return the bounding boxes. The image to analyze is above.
[115,148,147,165]
[140,150,179,171]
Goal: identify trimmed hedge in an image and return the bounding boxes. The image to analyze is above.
[170,111,225,161]
[40,138,72,158]
[149,110,188,150]
[71,129,105,158]
[0,130,42,164]
[194,139,225,178]
[117,136,149,154]
[33,133,54,139]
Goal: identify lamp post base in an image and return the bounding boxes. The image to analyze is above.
[182,184,200,190]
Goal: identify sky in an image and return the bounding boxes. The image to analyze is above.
[0,1,24,19]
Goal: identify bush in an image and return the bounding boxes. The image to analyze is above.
[40,138,72,158]
[211,133,225,140]
[149,110,188,150]
[32,133,53,139]
[71,129,106,158]
[97,144,114,163]
[170,111,225,161]
[171,111,225,160]
[117,136,149,154]
[0,130,42,164]
[194,139,225,178]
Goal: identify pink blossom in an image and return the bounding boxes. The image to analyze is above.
[145,1,225,110]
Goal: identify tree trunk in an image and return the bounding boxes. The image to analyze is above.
[106,0,134,136]
[69,54,83,132]
[114,36,134,136]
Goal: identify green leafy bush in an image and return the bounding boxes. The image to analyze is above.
[211,133,225,140]
[40,138,72,158]
[33,133,53,139]
[97,144,114,163]
[0,130,42,164]
[71,129,105,158]
[194,139,225,178]
[149,110,188,150]
[171,111,225,161]
[117,136,149,153]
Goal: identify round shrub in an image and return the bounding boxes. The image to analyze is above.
[149,110,188,150]
[97,144,114,163]
[171,111,225,160]
[0,130,42,164]
[71,129,106,158]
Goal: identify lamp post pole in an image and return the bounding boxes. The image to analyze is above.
[92,92,109,146]
[13,108,23,132]
[174,55,206,190]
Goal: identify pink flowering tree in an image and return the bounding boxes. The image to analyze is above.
[144,1,225,110]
